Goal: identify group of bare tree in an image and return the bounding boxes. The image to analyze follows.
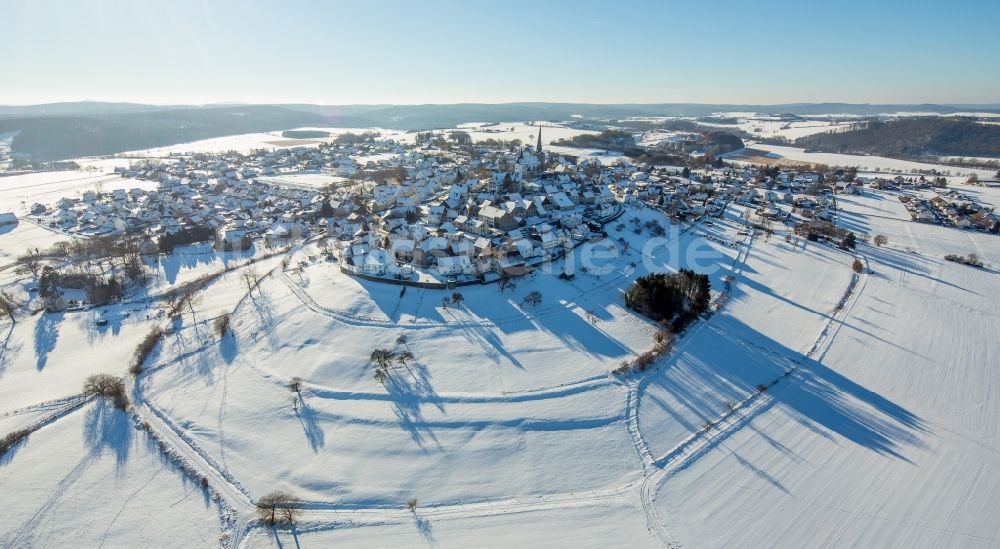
[26,237,150,284]
[370,341,416,387]
[440,292,464,309]
[167,289,201,319]
[83,373,129,409]
[131,325,165,375]
[255,491,301,527]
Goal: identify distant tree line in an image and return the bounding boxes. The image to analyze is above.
[552,130,636,151]
[794,117,1000,158]
[282,130,330,139]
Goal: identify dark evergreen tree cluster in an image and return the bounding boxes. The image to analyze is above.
[157,226,216,253]
[624,269,711,331]
[86,277,124,305]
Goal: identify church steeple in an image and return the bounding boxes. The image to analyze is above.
[536,126,542,154]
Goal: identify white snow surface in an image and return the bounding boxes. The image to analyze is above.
[0,401,223,548]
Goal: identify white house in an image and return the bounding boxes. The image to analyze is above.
[436,255,475,276]
[390,238,415,262]
[222,228,250,250]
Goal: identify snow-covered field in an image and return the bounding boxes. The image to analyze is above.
[700,118,854,141]
[730,143,995,180]
[0,170,158,215]
[121,127,412,157]
[651,238,1000,548]
[0,401,224,548]
[458,122,596,148]
[257,172,349,190]
[242,499,659,548]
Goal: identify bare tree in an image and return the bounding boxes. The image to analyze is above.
[15,248,43,278]
[242,268,261,296]
[371,349,395,369]
[498,276,515,293]
[213,313,231,338]
[289,377,302,393]
[873,234,888,247]
[617,237,630,254]
[405,498,418,512]
[450,292,465,307]
[116,240,148,284]
[83,374,129,409]
[0,290,23,325]
[584,310,599,325]
[185,293,202,317]
[397,350,414,367]
[521,291,542,307]
[255,491,301,527]
[441,296,451,309]
[168,289,201,319]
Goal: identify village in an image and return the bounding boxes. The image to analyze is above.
[13,125,998,299]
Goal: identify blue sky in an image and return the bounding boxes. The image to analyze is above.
[3,0,998,105]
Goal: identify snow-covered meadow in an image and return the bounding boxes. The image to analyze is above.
[729,143,996,181]
[650,234,1000,548]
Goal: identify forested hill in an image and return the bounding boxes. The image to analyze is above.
[0,106,325,162]
[793,117,1000,159]
[4,102,1000,162]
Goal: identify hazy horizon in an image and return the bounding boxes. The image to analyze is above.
[4,0,998,106]
[3,99,1000,109]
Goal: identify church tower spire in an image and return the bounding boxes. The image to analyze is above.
[536,126,542,154]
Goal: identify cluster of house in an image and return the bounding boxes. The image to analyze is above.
[899,192,998,231]
[30,175,328,246]
[630,165,846,224]
[39,124,995,286]
[337,154,625,280]
[332,145,859,280]
[28,138,409,242]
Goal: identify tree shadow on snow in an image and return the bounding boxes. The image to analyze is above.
[295,395,325,452]
[0,323,21,377]
[83,399,133,475]
[33,312,63,370]
[220,330,238,364]
[384,358,444,451]
[413,512,436,547]
[640,316,927,462]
